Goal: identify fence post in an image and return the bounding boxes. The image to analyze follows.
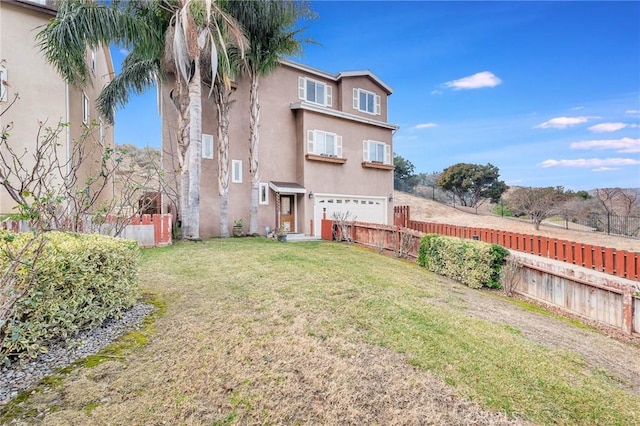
[549,239,557,260]
[575,243,583,267]
[584,245,594,269]
[594,246,604,272]
[615,250,626,278]
[622,288,633,334]
[604,248,615,275]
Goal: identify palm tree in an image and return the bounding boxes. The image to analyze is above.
[210,2,247,238]
[172,0,246,240]
[225,0,312,234]
[38,0,245,240]
[212,76,233,237]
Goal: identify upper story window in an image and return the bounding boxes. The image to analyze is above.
[363,140,391,164]
[82,93,90,125]
[232,160,242,183]
[298,76,332,107]
[202,133,214,159]
[353,88,381,115]
[307,129,342,158]
[91,49,97,74]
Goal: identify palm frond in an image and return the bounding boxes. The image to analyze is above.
[97,58,160,124]
[224,0,312,78]
[36,0,161,86]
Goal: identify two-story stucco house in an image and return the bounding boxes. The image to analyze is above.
[0,0,115,216]
[161,59,398,238]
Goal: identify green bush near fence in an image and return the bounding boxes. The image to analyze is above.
[417,233,509,289]
[0,231,139,362]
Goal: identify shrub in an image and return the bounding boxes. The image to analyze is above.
[0,231,139,362]
[417,234,509,289]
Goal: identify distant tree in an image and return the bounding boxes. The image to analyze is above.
[493,197,514,217]
[590,187,640,236]
[575,190,591,200]
[615,189,640,216]
[507,186,566,230]
[554,190,589,229]
[436,163,507,211]
[593,188,621,217]
[415,172,440,187]
[393,154,419,192]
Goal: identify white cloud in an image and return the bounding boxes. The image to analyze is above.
[534,116,597,129]
[118,47,130,55]
[588,122,637,133]
[570,106,585,111]
[431,90,443,95]
[443,71,502,90]
[571,137,640,153]
[414,123,438,129]
[538,158,640,168]
[625,110,640,116]
[592,167,619,172]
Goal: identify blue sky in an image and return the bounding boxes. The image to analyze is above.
[112,0,640,191]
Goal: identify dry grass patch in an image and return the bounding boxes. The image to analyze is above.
[4,239,639,424]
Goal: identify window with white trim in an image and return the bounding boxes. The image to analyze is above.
[363,140,391,164]
[202,133,214,159]
[259,182,269,205]
[0,65,7,103]
[298,76,332,107]
[82,93,90,125]
[232,160,242,183]
[307,129,342,158]
[91,49,96,74]
[353,88,381,115]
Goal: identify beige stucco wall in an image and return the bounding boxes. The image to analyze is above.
[0,1,114,216]
[161,60,395,238]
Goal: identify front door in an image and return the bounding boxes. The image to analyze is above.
[280,195,295,233]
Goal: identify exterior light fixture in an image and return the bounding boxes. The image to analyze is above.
[388,193,393,202]
[308,191,314,199]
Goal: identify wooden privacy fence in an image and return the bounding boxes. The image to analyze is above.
[1,214,172,248]
[394,206,640,282]
[320,219,422,259]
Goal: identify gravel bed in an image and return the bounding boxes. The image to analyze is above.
[0,302,155,407]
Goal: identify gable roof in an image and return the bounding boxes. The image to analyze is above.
[280,59,393,95]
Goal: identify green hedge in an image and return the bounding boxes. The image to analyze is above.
[0,231,139,362]
[417,234,509,289]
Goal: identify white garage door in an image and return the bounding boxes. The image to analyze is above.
[314,195,386,236]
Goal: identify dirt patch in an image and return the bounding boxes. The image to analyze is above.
[396,191,640,396]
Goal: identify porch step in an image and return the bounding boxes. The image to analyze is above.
[285,233,321,242]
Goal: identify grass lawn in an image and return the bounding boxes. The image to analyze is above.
[5,238,639,424]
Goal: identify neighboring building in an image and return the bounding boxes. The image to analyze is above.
[0,0,115,216]
[161,59,398,238]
